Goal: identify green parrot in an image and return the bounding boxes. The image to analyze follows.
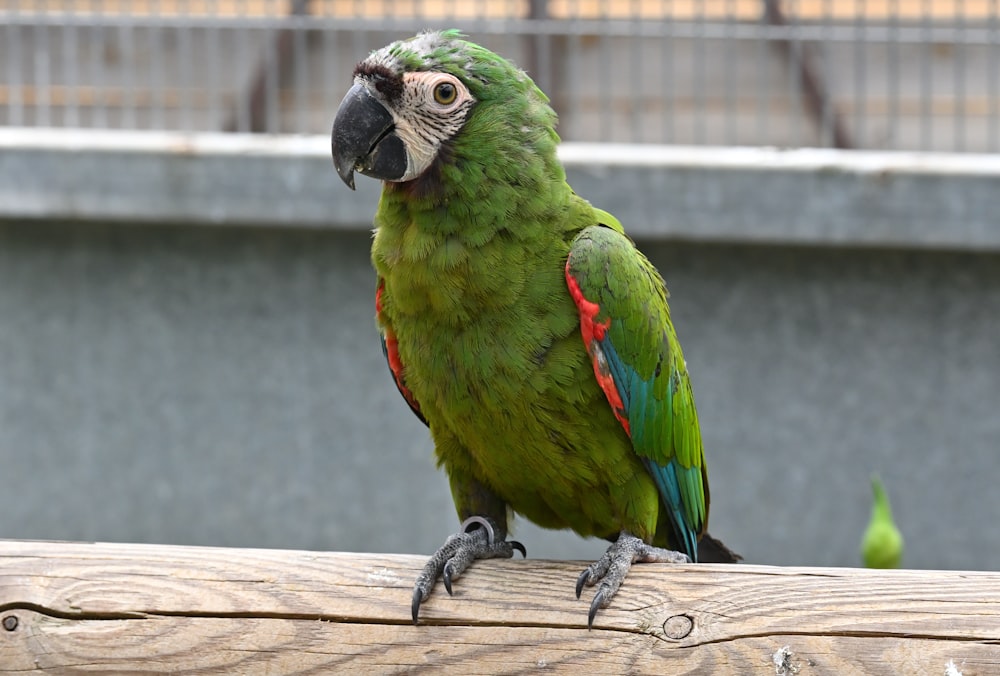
[861,475,904,569]
[331,30,739,627]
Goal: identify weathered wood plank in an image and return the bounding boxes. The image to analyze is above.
[4,615,999,675]
[1,540,999,674]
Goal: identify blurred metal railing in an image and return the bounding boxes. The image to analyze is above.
[1,1,998,152]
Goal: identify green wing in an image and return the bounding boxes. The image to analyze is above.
[565,217,708,559]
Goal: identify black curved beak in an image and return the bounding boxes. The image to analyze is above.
[331,83,407,190]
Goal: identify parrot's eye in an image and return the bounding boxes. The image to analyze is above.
[433,82,457,105]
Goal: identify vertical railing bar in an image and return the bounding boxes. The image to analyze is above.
[121,6,136,129]
[629,0,641,142]
[265,19,279,133]
[293,9,308,133]
[179,0,194,130]
[757,1,771,144]
[95,0,108,129]
[887,0,899,149]
[320,5,334,138]
[6,0,24,125]
[599,1,612,140]
[235,0,249,132]
[819,0,834,147]
[787,0,803,145]
[954,0,965,151]
[693,0,706,144]
[990,0,999,152]
[63,0,79,127]
[565,0,583,141]
[725,0,739,145]
[853,0,866,149]
[662,0,674,143]
[151,0,165,129]
[920,0,933,150]
[207,6,221,131]
[36,12,52,127]
[5,2,24,126]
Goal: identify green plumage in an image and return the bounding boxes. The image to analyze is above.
[566,223,708,555]
[365,30,710,555]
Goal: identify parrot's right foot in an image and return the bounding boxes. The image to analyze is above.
[576,531,690,628]
[411,516,526,624]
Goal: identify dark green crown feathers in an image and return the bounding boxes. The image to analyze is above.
[372,31,542,97]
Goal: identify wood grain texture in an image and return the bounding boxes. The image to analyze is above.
[1,540,999,674]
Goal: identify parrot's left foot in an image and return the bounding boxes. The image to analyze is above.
[411,516,526,624]
[576,531,689,628]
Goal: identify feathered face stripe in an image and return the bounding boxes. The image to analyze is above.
[352,63,476,182]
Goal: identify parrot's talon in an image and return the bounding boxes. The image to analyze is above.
[575,568,591,599]
[459,515,496,544]
[587,589,606,629]
[577,531,691,627]
[443,562,455,596]
[409,516,520,624]
[411,586,425,625]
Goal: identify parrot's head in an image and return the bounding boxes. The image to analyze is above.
[331,30,558,192]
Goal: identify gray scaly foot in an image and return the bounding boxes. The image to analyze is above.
[411,516,526,624]
[575,530,689,628]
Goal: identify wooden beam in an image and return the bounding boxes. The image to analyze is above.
[1,540,998,673]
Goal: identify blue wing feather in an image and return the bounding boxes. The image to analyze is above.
[567,224,707,562]
[593,318,701,562]
[642,458,700,559]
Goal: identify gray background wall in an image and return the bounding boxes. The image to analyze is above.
[1,134,998,571]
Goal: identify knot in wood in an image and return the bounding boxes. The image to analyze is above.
[2,615,18,631]
[662,613,693,639]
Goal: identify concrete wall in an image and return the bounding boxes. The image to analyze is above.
[1,130,998,570]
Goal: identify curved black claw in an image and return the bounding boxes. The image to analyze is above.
[588,590,605,628]
[411,516,524,625]
[576,531,690,629]
[575,568,590,600]
[411,585,424,625]
[443,560,456,596]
